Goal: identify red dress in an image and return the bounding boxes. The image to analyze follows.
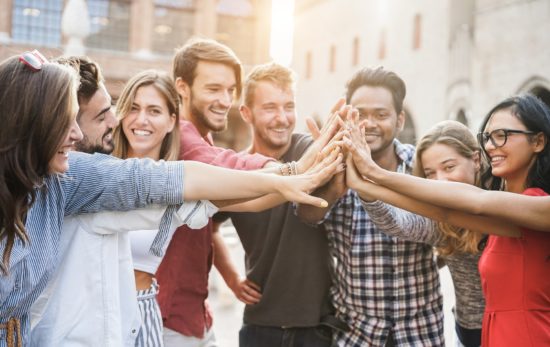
[479,188,550,346]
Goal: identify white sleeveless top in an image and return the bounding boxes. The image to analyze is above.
[130,200,218,274]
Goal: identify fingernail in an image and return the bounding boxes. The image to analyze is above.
[320,201,328,208]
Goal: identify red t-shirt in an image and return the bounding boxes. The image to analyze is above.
[479,187,550,347]
[155,120,273,338]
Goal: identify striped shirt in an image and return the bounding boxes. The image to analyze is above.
[361,199,484,330]
[0,152,185,346]
[323,140,444,346]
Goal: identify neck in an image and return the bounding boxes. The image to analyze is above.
[373,143,400,172]
[248,139,291,160]
[127,147,161,161]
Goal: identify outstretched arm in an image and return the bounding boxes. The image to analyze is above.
[343,122,550,232]
[345,157,520,237]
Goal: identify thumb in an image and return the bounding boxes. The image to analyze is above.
[306,117,321,140]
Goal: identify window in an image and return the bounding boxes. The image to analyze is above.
[329,45,336,72]
[86,0,131,52]
[216,15,255,64]
[11,0,63,47]
[456,109,468,126]
[352,36,359,66]
[378,29,386,60]
[413,14,422,50]
[305,51,312,79]
[152,1,195,54]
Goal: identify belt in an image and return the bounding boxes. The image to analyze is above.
[0,317,22,347]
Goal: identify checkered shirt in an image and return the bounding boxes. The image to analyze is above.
[324,140,444,346]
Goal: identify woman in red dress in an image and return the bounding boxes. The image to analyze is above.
[342,94,550,346]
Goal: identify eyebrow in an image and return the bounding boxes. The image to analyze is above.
[94,105,112,120]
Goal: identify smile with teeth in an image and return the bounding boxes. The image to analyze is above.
[491,156,505,163]
[133,129,152,136]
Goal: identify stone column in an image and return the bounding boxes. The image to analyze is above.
[130,0,154,57]
[62,0,90,56]
[193,0,217,38]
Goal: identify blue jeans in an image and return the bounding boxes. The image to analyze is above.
[239,324,332,347]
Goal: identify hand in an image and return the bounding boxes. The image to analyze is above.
[345,155,377,201]
[229,277,262,305]
[343,112,379,179]
[296,98,346,174]
[305,144,345,187]
[277,150,343,207]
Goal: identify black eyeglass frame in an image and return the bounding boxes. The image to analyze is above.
[477,128,536,149]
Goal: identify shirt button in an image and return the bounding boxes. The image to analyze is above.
[132,329,137,334]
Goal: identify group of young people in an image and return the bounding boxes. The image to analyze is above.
[0,37,548,347]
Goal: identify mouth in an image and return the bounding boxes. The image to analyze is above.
[132,129,152,137]
[490,155,505,165]
[208,106,229,118]
[269,127,289,134]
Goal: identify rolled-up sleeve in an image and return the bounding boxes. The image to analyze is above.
[60,152,185,216]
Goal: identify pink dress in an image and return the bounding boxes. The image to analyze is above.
[479,187,550,346]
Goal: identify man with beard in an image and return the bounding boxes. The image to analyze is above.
[297,67,444,347]
[213,62,335,347]
[156,39,273,347]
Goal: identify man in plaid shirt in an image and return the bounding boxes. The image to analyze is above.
[298,67,444,346]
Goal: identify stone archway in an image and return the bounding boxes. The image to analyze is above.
[455,109,468,126]
[529,86,550,109]
[517,76,550,109]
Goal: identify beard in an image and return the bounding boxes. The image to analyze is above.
[75,130,114,154]
[189,94,228,133]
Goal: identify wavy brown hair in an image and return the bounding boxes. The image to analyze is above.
[0,55,78,274]
[413,120,485,256]
[112,70,180,161]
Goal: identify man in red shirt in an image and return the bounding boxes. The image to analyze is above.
[155,38,275,346]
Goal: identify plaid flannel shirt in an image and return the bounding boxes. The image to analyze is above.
[324,140,444,347]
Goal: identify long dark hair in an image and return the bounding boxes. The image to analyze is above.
[478,94,550,193]
[0,55,77,274]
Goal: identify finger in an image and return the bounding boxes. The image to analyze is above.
[245,279,262,292]
[330,97,346,114]
[306,117,321,140]
[243,285,262,301]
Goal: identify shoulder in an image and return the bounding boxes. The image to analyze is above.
[522,187,548,197]
[288,133,313,158]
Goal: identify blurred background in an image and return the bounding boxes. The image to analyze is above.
[1,1,549,346]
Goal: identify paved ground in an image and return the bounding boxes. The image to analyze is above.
[209,227,458,347]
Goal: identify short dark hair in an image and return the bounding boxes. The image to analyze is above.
[345,66,406,113]
[55,56,103,106]
[479,94,550,192]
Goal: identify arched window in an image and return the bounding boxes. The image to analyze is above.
[456,109,468,126]
[530,86,550,109]
[329,44,336,72]
[352,36,360,66]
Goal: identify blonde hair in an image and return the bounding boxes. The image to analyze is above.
[113,70,180,161]
[413,120,485,255]
[243,62,296,107]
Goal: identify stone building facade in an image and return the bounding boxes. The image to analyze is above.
[292,0,550,143]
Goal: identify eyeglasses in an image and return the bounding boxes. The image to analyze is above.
[19,50,48,72]
[477,128,536,148]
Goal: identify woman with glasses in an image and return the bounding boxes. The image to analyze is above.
[0,52,337,347]
[343,94,550,347]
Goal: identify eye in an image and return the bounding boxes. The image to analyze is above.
[424,171,435,179]
[444,165,456,172]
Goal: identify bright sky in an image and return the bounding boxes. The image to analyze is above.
[269,0,295,66]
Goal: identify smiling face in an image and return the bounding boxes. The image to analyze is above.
[75,83,117,154]
[121,85,176,160]
[350,85,404,159]
[48,96,84,173]
[420,143,479,184]
[241,80,296,156]
[180,61,237,136]
[483,109,542,190]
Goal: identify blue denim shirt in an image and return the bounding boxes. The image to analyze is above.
[0,152,185,346]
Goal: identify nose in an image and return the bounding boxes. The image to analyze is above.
[274,107,290,124]
[106,108,119,128]
[135,109,149,124]
[219,90,233,108]
[435,171,449,181]
[70,118,84,142]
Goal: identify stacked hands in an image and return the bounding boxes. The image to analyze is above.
[286,98,383,205]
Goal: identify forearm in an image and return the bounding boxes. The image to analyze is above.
[183,161,279,201]
[296,186,341,224]
[220,193,285,212]
[212,230,241,289]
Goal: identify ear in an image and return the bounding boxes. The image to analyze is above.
[175,77,190,101]
[167,113,177,133]
[239,104,253,124]
[396,110,406,131]
[532,132,547,153]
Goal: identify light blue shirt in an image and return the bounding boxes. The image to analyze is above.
[0,152,185,346]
